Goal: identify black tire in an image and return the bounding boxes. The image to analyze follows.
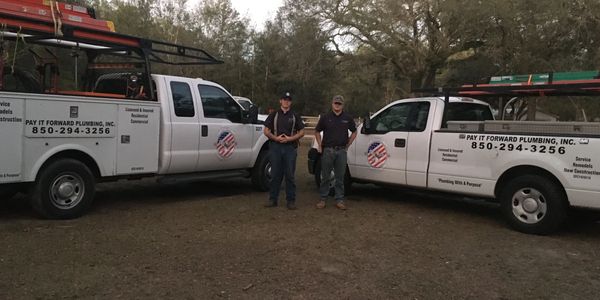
[314,159,351,196]
[251,151,271,191]
[0,187,18,201]
[30,159,96,219]
[499,174,568,235]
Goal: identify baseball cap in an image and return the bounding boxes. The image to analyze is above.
[281,92,292,100]
[332,95,344,104]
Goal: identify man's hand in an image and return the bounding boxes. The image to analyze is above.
[277,134,288,143]
[317,145,322,153]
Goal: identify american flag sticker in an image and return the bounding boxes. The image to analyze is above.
[215,130,237,159]
[367,141,388,168]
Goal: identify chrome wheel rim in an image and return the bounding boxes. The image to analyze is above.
[511,187,547,224]
[49,173,85,210]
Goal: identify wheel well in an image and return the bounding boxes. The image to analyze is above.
[38,150,101,180]
[494,165,565,200]
[259,141,269,154]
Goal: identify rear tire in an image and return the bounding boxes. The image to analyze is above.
[251,151,271,191]
[0,187,18,201]
[499,174,567,235]
[314,159,351,196]
[30,159,96,219]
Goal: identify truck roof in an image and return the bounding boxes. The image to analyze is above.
[389,96,490,107]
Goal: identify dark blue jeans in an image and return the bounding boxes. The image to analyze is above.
[269,142,297,205]
[319,147,347,202]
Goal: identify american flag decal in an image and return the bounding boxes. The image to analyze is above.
[367,142,388,168]
[215,130,236,159]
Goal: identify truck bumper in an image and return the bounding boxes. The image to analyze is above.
[307,148,319,175]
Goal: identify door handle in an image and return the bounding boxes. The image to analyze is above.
[395,138,406,148]
[201,125,208,137]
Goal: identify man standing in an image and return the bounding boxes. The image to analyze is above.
[315,95,357,210]
[263,92,305,210]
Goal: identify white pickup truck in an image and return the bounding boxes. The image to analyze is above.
[0,14,272,219]
[309,95,600,234]
[0,75,271,218]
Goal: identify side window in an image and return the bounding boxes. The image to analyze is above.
[198,85,241,123]
[370,103,412,133]
[170,81,195,117]
[443,103,494,128]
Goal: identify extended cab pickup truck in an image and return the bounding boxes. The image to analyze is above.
[309,96,600,234]
[0,74,271,218]
[0,10,272,219]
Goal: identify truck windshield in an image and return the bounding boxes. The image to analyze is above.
[442,103,494,128]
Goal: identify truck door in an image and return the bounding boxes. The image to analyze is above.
[353,101,430,185]
[196,84,253,171]
[166,79,200,174]
[405,101,432,187]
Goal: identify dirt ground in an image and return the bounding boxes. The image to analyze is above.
[2,143,600,299]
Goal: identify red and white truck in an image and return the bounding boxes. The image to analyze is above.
[0,1,271,218]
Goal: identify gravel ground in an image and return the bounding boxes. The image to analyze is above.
[2,144,600,299]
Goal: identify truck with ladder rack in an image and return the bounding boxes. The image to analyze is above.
[308,71,600,234]
[0,0,272,218]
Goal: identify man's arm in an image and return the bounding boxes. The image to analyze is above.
[263,113,283,142]
[314,115,324,153]
[347,131,357,149]
[263,126,280,142]
[346,116,358,148]
[285,129,305,143]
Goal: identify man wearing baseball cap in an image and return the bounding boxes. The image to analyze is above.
[314,95,357,210]
[263,92,305,210]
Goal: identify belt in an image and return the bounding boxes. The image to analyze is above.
[325,146,346,150]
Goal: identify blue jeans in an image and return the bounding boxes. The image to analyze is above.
[319,147,347,202]
[269,142,297,204]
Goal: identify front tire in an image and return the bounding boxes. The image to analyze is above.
[499,174,567,235]
[30,159,96,219]
[251,151,271,191]
[0,187,18,201]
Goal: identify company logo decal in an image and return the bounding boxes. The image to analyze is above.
[367,141,388,168]
[215,130,236,159]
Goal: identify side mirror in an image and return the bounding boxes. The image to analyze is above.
[241,104,259,124]
[361,114,372,134]
[248,104,259,124]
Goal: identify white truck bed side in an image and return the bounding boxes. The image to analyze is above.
[428,130,600,208]
[0,92,160,182]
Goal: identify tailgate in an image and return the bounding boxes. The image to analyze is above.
[0,96,24,183]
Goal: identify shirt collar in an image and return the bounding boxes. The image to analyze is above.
[330,110,344,117]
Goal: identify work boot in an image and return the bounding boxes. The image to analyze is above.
[264,201,277,208]
[287,203,297,210]
[335,201,347,210]
[316,200,326,209]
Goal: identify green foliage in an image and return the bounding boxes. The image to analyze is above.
[73,0,600,119]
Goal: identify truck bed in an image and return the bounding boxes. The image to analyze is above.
[0,92,160,184]
[444,120,600,136]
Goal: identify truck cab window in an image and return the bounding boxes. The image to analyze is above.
[370,103,412,133]
[170,82,195,117]
[198,85,241,123]
[442,102,494,128]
